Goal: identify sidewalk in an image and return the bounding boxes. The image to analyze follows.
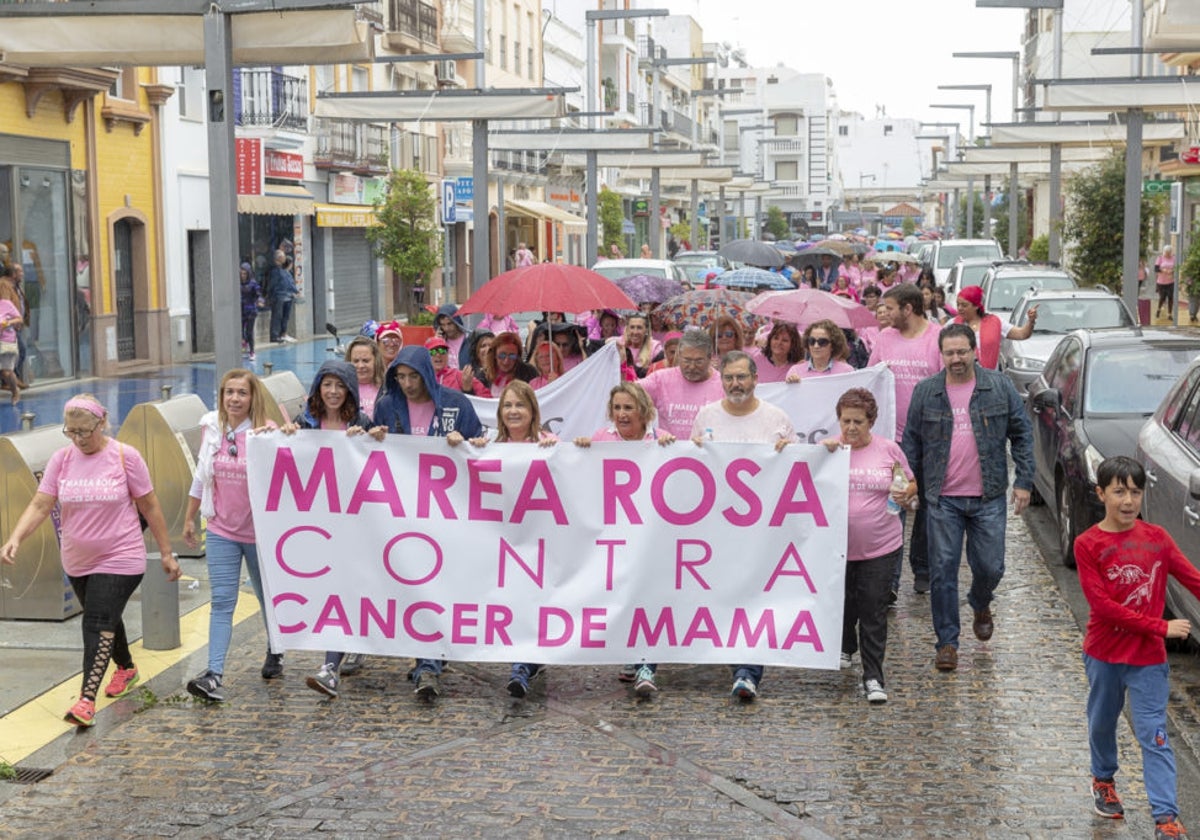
[0,506,1178,837]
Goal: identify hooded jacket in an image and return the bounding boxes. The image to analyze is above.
[294,360,374,430]
[373,345,483,438]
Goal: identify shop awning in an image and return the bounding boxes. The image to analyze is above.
[238,184,315,217]
[315,203,379,228]
[505,199,588,228]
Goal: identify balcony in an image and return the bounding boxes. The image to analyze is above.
[314,120,388,175]
[440,0,475,54]
[387,0,439,53]
[235,68,307,138]
[762,137,804,153]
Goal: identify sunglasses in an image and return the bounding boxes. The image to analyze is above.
[429,347,448,355]
[807,337,832,347]
[717,330,737,338]
[496,352,520,361]
[225,430,238,457]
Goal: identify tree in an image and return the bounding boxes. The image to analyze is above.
[764,205,790,240]
[365,169,441,320]
[1062,151,1166,293]
[954,191,988,239]
[901,215,916,237]
[599,187,625,256]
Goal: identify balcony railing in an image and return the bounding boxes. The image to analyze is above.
[235,68,306,132]
[625,91,636,115]
[315,120,389,173]
[390,0,438,46]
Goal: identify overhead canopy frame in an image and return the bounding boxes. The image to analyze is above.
[1041,77,1200,112]
[315,89,570,122]
[988,120,1185,147]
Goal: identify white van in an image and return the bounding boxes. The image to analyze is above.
[926,239,1003,287]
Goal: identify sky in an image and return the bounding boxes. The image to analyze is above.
[687,0,1028,132]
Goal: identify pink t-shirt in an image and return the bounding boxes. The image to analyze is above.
[846,435,914,561]
[39,441,152,576]
[204,423,256,544]
[691,399,797,445]
[868,322,943,439]
[408,399,435,436]
[0,298,19,344]
[941,380,984,497]
[357,382,379,418]
[747,347,793,383]
[445,334,465,370]
[641,367,726,439]
[1156,255,1176,286]
[590,426,654,442]
[786,359,855,379]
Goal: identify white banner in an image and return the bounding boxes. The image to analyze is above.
[246,432,849,669]
[759,365,897,444]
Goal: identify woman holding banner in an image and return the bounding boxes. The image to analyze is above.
[468,381,557,698]
[574,382,676,697]
[821,388,918,705]
[786,320,854,381]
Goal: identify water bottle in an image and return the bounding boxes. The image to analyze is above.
[886,462,907,516]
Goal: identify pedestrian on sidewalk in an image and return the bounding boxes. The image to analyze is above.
[239,263,262,361]
[901,323,1033,673]
[1,394,181,726]
[1074,456,1200,838]
[266,249,297,343]
[182,369,282,702]
[1155,245,1176,321]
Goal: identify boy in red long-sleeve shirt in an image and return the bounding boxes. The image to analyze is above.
[1074,456,1200,838]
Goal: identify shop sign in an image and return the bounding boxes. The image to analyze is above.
[1181,146,1200,165]
[331,173,363,204]
[361,177,386,205]
[633,198,650,217]
[236,137,262,195]
[316,205,380,228]
[1144,179,1173,194]
[265,149,304,181]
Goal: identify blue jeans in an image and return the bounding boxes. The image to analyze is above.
[205,531,270,675]
[270,297,293,341]
[1085,656,1178,820]
[925,494,1007,649]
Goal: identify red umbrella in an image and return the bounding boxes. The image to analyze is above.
[456,264,636,316]
[746,289,877,330]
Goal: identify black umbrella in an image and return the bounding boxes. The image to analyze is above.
[717,238,786,269]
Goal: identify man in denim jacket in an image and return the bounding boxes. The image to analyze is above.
[901,323,1033,673]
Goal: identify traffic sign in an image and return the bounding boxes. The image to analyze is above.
[442,179,456,225]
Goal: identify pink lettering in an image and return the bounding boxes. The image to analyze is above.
[485,604,514,644]
[451,602,479,644]
[596,539,626,590]
[498,538,545,588]
[763,544,817,593]
[382,532,443,585]
[347,450,405,516]
[360,598,396,639]
[681,607,722,647]
[770,462,829,527]
[276,526,332,578]
[511,461,568,524]
[675,540,713,590]
[273,592,307,633]
[403,600,443,642]
[417,453,458,519]
[781,611,823,651]
[602,459,643,524]
[627,607,677,646]
[467,459,503,521]
[727,608,777,648]
[722,458,762,526]
[265,446,340,512]
[651,458,715,525]
[313,595,352,635]
[579,608,607,648]
[538,606,573,646]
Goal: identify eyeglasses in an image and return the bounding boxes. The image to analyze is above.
[807,337,832,348]
[496,352,520,361]
[429,347,448,355]
[721,373,752,383]
[717,330,737,338]
[678,355,710,367]
[62,421,101,440]
[225,430,238,457]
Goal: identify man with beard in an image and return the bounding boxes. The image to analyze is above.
[690,350,796,702]
[901,323,1033,674]
[640,329,725,439]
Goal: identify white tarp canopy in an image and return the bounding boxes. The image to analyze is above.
[558,151,709,168]
[0,10,372,66]
[1043,77,1200,112]
[618,167,734,183]
[959,146,1111,165]
[490,131,652,152]
[943,159,1105,178]
[315,92,566,122]
[989,121,1185,147]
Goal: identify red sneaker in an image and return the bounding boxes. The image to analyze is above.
[65,697,96,727]
[104,666,139,698]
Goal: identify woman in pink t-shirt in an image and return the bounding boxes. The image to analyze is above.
[467,381,557,699]
[1155,245,1176,319]
[750,322,803,383]
[345,336,383,418]
[529,340,565,390]
[182,369,283,702]
[786,319,855,380]
[573,382,676,696]
[820,388,917,705]
[1,394,181,726]
[621,313,661,378]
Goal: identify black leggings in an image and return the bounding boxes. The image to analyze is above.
[1157,282,1175,311]
[69,572,143,701]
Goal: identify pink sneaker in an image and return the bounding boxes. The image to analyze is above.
[65,697,96,727]
[104,666,139,698]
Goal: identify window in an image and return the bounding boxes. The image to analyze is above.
[884,124,893,136]
[838,125,848,136]
[177,66,204,120]
[775,161,798,181]
[352,66,369,92]
[1165,366,1200,431]
[499,35,507,70]
[109,68,137,102]
[774,115,798,136]
[528,47,535,80]
[513,40,520,74]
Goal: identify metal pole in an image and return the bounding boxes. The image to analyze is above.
[1048,145,1062,262]
[689,179,699,249]
[586,150,598,262]
[470,0,488,292]
[967,177,975,238]
[204,9,239,378]
[1123,109,1144,320]
[650,168,661,258]
[738,191,746,241]
[497,178,505,266]
[754,194,762,241]
[1009,162,1019,257]
[718,185,726,248]
[983,87,992,237]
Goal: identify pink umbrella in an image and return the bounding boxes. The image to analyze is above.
[746,288,878,331]
[456,263,636,316]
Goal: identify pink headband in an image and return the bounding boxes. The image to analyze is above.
[64,397,106,418]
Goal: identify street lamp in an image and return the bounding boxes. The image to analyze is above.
[951,51,1020,121]
[939,84,995,239]
[858,173,876,229]
[931,104,978,237]
[917,133,954,232]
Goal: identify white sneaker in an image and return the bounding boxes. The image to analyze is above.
[840,652,853,670]
[281,335,297,343]
[864,678,887,704]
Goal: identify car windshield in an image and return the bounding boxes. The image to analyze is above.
[937,243,1001,269]
[675,255,720,269]
[1084,346,1200,415]
[591,265,667,281]
[1023,299,1133,333]
[986,274,1075,312]
[957,264,990,288]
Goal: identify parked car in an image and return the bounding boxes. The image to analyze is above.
[999,289,1137,396]
[672,251,729,285]
[590,258,692,286]
[1027,327,1200,567]
[979,263,1077,326]
[1136,353,1200,644]
[926,238,1004,286]
[942,256,994,300]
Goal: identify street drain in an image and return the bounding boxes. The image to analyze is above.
[5,767,53,785]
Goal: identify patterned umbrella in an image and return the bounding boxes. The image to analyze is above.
[655,288,765,332]
[746,289,878,331]
[710,267,794,291]
[613,273,684,305]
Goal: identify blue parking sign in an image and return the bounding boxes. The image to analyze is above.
[442,180,456,225]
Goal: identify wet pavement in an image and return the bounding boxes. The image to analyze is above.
[1,502,1192,839]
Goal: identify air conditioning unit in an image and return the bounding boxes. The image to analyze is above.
[435,60,457,84]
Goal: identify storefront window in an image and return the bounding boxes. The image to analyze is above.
[19,168,73,379]
[239,213,295,285]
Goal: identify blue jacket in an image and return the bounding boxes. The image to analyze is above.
[266,264,297,302]
[373,345,483,438]
[294,360,374,430]
[901,365,1034,505]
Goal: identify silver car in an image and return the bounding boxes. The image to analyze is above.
[1000,289,1136,396]
[1136,345,1200,644]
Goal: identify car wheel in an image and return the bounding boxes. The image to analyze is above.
[1057,479,1076,569]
